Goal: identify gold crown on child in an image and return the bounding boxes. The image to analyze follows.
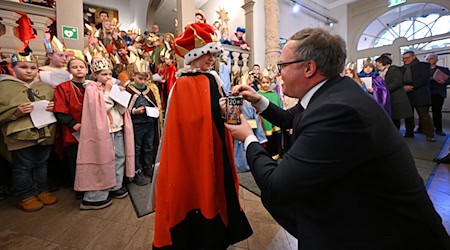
[91,57,112,73]
[133,57,149,74]
[11,52,39,64]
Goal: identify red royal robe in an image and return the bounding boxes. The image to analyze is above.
[153,73,252,248]
[53,81,84,148]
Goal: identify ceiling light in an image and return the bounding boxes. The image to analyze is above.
[292,4,300,13]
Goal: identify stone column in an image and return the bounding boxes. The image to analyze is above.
[28,14,53,64]
[264,0,280,68]
[0,10,22,55]
[242,0,255,67]
[56,0,84,50]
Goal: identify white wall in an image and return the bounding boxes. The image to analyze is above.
[130,0,150,33]
[278,0,327,41]
[201,0,245,38]
[153,0,177,34]
[83,0,149,32]
[329,4,348,45]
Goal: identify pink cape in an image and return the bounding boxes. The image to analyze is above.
[75,82,135,191]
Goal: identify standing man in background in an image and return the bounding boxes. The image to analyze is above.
[426,53,450,136]
[401,51,435,142]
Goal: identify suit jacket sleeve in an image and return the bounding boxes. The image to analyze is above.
[247,102,370,204]
[412,63,431,89]
[259,102,300,130]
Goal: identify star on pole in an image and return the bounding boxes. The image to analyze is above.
[216,7,229,27]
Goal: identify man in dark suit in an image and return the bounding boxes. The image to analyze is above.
[401,51,435,142]
[225,28,449,249]
[426,53,450,136]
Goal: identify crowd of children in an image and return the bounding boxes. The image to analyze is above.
[0,9,295,216]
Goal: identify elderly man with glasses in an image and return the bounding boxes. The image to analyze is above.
[224,28,449,250]
[401,50,435,142]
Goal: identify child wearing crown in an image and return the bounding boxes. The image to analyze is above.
[125,58,160,185]
[75,57,135,210]
[162,50,176,109]
[0,52,57,212]
[151,22,252,249]
[257,76,283,160]
[41,36,68,71]
[53,58,89,199]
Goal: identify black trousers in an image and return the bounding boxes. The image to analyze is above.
[431,94,445,132]
[266,133,282,157]
[65,143,78,186]
[405,105,434,137]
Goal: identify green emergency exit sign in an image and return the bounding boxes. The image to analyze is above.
[389,0,406,7]
[62,25,78,40]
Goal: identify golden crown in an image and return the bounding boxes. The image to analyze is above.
[128,28,141,36]
[11,52,39,64]
[345,62,356,70]
[160,48,173,59]
[44,36,66,54]
[146,33,160,43]
[363,57,374,67]
[133,57,149,74]
[91,57,112,73]
[133,35,145,44]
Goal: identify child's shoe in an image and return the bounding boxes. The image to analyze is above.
[80,197,112,210]
[109,187,128,199]
[19,196,44,212]
[133,170,148,186]
[37,192,57,205]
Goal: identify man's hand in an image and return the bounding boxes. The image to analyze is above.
[230,85,261,104]
[403,85,414,92]
[46,101,55,112]
[437,79,446,85]
[15,102,33,117]
[224,114,254,142]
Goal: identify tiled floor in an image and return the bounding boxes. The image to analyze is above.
[0,164,448,249]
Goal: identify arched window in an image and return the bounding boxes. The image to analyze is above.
[357,3,450,51]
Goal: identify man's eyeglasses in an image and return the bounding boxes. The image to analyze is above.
[276,59,305,72]
[402,56,412,61]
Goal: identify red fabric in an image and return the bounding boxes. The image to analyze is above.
[53,81,84,148]
[165,64,176,95]
[106,43,114,53]
[17,14,37,51]
[144,44,154,53]
[173,23,217,58]
[153,74,241,248]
